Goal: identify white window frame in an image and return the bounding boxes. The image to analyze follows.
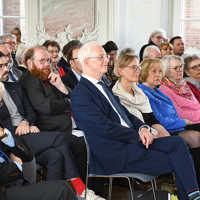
[173,0,200,54]
[0,0,25,36]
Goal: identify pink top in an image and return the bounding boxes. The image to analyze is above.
[159,84,200,123]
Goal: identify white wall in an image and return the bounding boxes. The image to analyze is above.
[115,0,171,55]
[24,0,172,53]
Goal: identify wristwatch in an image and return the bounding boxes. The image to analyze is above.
[139,125,151,134]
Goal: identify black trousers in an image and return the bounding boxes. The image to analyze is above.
[6,180,77,200]
[22,131,79,180]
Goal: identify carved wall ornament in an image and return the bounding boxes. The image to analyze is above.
[36,21,99,48]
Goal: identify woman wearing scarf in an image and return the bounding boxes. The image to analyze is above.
[138,57,200,186]
[112,54,169,138]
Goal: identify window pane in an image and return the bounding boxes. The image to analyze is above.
[3,0,20,16]
[184,0,200,18]
[183,21,200,49]
[42,0,95,37]
[3,17,20,33]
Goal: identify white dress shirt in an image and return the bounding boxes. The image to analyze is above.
[82,74,129,128]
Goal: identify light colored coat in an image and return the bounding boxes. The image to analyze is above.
[112,81,152,122]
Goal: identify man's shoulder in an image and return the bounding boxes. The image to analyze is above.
[71,77,95,98]
[20,71,40,84]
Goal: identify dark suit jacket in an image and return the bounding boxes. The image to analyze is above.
[20,71,72,133]
[61,69,78,91]
[139,41,156,62]
[71,77,145,175]
[0,134,33,186]
[57,57,70,73]
[2,82,36,128]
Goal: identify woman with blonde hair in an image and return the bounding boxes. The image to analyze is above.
[112,54,169,137]
[158,42,173,57]
[138,58,200,185]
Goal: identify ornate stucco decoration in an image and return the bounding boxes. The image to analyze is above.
[36,22,98,48]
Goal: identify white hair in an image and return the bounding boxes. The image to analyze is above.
[161,55,184,76]
[0,34,16,43]
[143,45,161,59]
[78,41,99,71]
[148,28,167,43]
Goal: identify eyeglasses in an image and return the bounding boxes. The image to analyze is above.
[169,65,183,71]
[189,64,200,71]
[48,50,59,54]
[4,53,12,59]
[87,55,110,60]
[0,63,10,69]
[33,58,52,65]
[71,57,78,61]
[4,42,16,46]
[127,65,141,71]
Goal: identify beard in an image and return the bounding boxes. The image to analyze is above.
[30,63,51,81]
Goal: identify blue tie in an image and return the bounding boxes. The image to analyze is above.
[98,81,133,127]
[9,71,17,82]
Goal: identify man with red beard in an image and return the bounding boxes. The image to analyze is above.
[20,45,105,200]
[20,45,71,133]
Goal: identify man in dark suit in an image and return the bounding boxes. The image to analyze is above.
[19,46,105,199]
[0,50,79,179]
[0,42,22,82]
[0,125,77,200]
[61,41,82,90]
[57,40,82,76]
[0,51,77,200]
[71,41,200,200]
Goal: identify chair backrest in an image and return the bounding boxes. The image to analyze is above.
[82,133,90,189]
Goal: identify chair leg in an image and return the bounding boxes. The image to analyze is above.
[108,177,113,200]
[126,177,134,200]
[151,179,157,200]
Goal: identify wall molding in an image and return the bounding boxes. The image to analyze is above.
[25,0,116,47]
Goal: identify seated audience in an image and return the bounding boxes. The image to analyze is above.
[138,58,200,185]
[112,54,169,137]
[11,27,25,49]
[160,55,200,123]
[119,48,135,57]
[61,40,82,90]
[102,41,119,87]
[139,29,167,62]
[142,45,161,60]
[158,42,173,57]
[57,40,82,75]
[0,125,77,200]
[0,37,22,81]
[184,55,200,102]
[42,40,62,74]
[169,36,185,57]
[19,46,103,199]
[0,34,19,68]
[71,41,200,200]
[11,27,26,61]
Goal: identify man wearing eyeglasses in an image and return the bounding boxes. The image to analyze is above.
[20,45,105,200]
[20,45,71,133]
[0,36,22,82]
[61,41,82,90]
[71,41,200,200]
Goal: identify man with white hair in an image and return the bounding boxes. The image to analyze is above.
[0,35,22,81]
[142,45,161,60]
[71,41,200,200]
